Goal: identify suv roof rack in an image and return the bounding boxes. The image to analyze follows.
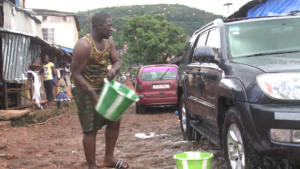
[224,15,282,22]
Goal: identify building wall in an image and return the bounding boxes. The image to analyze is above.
[19,0,25,8]
[36,15,79,49]
[3,1,42,38]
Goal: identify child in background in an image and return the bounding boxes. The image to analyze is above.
[55,67,70,109]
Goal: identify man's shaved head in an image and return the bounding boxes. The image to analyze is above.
[91,12,111,28]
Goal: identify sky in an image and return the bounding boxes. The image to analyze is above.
[25,0,251,17]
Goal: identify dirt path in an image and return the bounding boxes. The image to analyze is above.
[0,79,225,169]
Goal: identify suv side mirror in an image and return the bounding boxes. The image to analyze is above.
[193,46,215,62]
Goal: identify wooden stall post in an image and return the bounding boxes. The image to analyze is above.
[3,81,8,109]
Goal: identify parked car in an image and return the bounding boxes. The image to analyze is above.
[177,15,300,168]
[135,64,178,114]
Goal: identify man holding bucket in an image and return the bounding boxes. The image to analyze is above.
[71,12,128,169]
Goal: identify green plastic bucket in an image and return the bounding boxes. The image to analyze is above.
[95,78,139,121]
[173,152,214,169]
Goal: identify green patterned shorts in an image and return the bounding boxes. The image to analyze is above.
[72,87,109,133]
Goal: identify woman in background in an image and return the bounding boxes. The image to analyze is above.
[40,54,56,109]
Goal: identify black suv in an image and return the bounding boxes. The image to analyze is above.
[177,15,300,168]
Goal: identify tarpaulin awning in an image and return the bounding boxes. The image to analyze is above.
[59,46,73,53]
[248,0,300,17]
[169,56,182,64]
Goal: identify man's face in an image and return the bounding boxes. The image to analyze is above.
[99,18,113,39]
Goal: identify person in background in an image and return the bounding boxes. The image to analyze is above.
[119,74,125,84]
[53,68,57,87]
[57,67,67,95]
[54,66,71,109]
[65,63,71,86]
[39,54,56,109]
[59,62,69,86]
[71,12,127,169]
[132,76,136,87]
[66,63,71,75]
[55,71,70,109]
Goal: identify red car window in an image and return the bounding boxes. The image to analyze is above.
[141,67,178,81]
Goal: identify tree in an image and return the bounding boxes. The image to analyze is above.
[122,14,187,65]
[118,52,128,74]
[118,52,136,75]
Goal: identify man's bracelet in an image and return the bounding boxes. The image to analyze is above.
[110,68,116,75]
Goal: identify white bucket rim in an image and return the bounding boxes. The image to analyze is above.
[104,78,139,102]
[173,151,214,161]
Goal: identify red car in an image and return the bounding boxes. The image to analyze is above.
[135,64,178,114]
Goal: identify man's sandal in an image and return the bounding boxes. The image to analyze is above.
[105,160,129,169]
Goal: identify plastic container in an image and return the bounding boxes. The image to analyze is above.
[174,110,179,115]
[173,152,214,169]
[95,78,139,121]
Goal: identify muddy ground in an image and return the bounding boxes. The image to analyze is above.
[0,79,226,169]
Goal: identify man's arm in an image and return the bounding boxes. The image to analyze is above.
[71,39,99,105]
[106,38,121,81]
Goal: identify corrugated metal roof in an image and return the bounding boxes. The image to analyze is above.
[25,8,80,31]
[0,27,52,47]
[0,27,72,60]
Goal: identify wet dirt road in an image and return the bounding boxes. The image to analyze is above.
[0,79,226,169]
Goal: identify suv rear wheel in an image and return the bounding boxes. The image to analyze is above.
[222,108,263,169]
[179,95,192,141]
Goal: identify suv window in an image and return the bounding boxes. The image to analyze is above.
[192,32,208,63]
[196,32,208,47]
[180,36,197,65]
[206,29,221,59]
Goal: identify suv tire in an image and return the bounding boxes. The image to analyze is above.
[179,95,193,141]
[222,107,263,169]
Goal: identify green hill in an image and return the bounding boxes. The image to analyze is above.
[76,4,225,50]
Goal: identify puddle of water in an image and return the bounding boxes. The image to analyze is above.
[135,133,167,139]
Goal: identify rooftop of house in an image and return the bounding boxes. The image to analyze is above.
[23,8,80,31]
[2,0,41,24]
